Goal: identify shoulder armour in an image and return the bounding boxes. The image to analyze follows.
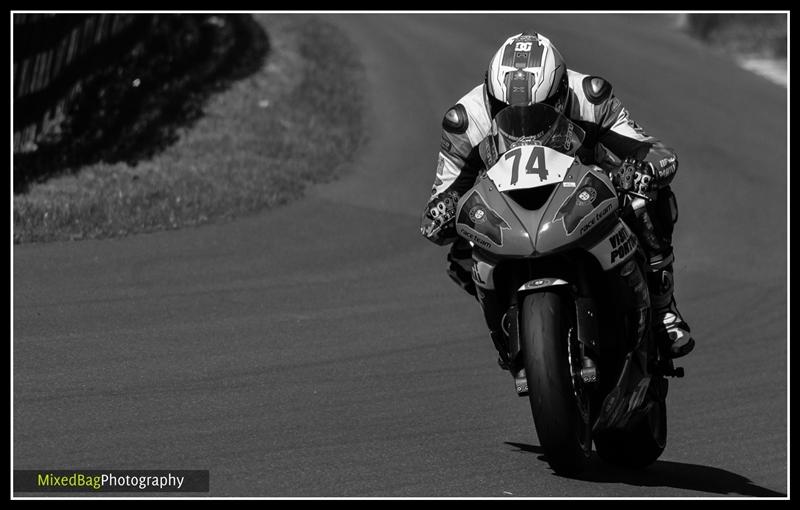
[443,104,468,134]
[582,76,613,105]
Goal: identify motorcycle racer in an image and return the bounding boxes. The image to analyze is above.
[420,31,694,373]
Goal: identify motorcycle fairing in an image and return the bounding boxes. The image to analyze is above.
[455,176,535,255]
[586,219,639,270]
[534,165,618,253]
[456,165,622,259]
[552,171,616,235]
[472,257,496,290]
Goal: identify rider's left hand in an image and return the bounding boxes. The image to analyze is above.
[611,158,655,195]
[630,159,656,195]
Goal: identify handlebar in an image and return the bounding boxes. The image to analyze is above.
[612,182,652,218]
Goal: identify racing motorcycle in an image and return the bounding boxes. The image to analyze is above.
[455,103,685,475]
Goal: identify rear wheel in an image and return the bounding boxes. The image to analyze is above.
[521,291,591,475]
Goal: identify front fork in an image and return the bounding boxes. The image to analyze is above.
[475,246,680,429]
[480,255,602,395]
[500,268,601,386]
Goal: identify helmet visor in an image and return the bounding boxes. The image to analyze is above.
[495,103,585,155]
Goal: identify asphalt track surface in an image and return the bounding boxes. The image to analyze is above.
[14,14,788,497]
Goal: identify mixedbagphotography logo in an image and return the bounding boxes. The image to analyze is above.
[14,470,210,493]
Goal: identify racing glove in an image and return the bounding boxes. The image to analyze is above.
[420,189,461,245]
[610,158,656,195]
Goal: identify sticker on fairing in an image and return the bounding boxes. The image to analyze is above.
[588,221,638,270]
[553,172,615,235]
[456,190,510,247]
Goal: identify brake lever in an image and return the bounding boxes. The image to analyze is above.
[625,189,654,202]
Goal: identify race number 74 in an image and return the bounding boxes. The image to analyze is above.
[504,146,549,186]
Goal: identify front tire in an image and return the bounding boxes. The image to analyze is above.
[521,291,591,475]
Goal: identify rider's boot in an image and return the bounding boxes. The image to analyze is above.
[648,261,694,358]
[635,187,695,359]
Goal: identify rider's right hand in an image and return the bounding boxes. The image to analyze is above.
[420,190,461,245]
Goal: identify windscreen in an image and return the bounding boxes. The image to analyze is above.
[495,103,585,157]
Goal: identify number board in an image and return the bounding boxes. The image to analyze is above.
[487,145,574,192]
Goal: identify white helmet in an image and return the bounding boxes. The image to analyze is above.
[485,31,569,117]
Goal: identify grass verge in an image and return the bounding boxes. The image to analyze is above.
[13,14,367,243]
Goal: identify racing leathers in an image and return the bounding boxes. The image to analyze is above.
[420,70,694,361]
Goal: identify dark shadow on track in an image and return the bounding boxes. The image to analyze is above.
[505,442,786,497]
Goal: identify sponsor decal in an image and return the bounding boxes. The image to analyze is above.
[656,156,677,179]
[579,201,614,235]
[609,225,637,263]
[468,206,486,224]
[553,172,614,235]
[562,182,576,188]
[563,122,574,152]
[577,187,597,206]
[456,191,510,246]
[460,229,492,249]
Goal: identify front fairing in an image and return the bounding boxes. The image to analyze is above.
[455,161,619,257]
[455,175,535,256]
[535,165,619,253]
[455,103,619,257]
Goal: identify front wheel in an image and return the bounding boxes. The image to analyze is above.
[521,291,591,476]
